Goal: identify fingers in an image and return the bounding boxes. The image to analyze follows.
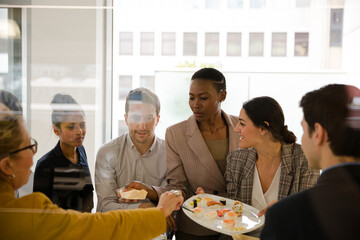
[196,187,204,194]
[157,190,184,217]
[257,200,277,217]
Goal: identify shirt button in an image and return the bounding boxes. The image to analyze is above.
[213,190,218,195]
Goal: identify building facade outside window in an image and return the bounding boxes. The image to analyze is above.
[294,32,309,56]
[250,0,265,8]
[228,0,243,8]
[140,32,154,55]
[140,75,155,91]
[272,32,287,57]
[206,0,221,8]
[161,32,176,56]
[183,32,197,56]
[330,9,343,47]
[119,75,132,100]
[227,32,242,56]
[205,32,219,56]
[119,32,133,55]
[249,32,264,56]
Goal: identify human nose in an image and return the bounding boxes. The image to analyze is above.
[192,98,201,108]
[234,122,241,133]
[137,121,146,130]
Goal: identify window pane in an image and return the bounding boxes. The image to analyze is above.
[162,32,176,56]
[119,75,132,100]
[206,0,220,8]
[119,32,133,55]
[205,32,219,56]
[250,0,265,8]
[227,32,241,56]
[294,32,309,56]
[249,33,264,56]
[296,0,311,7]
[140,32,154,55]
[140,75,155,91]
[272,32,286,57]
[228,0,243,8]
[330,9,343,47]
[183,32,197,56]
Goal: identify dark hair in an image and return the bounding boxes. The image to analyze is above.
[243,96,296,143]
[191,68,226,93]
[300,84,360,158]
[0,90,23,114]
[51,94,84,129]
[125,87,160,116]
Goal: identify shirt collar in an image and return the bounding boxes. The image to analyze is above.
[54,140,86,165]
[322,162,360,173]
[126,132,158,154]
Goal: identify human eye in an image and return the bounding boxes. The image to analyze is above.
[80,122,86,129]
[200,97,208,101]
[130,115,141,122]
[67,124,75,129]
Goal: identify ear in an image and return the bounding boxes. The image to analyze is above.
[0,157,14,176]
[124,114,129,126]
[259,127,266,136]
[155,115,160,126]
[313,123,326,146]
[52,125,60,136]
[219,90,227,102]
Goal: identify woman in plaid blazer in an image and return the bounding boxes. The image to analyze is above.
[225,96,320,216]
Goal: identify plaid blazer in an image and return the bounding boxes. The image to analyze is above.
[153,110,239,236]
[225,143,320,205]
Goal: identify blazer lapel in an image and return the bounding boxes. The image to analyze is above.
[186,115,226,186]
[278,143,294,200]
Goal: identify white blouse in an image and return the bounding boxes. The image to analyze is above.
[251,164,281,211]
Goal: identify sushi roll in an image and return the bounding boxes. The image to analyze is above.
[232,200,243,215]
[219,198,226,205]
[204,211,217,220]
[193,207,204,218]
[222,219,235,229]
[224,211,240,219]
[200,197,214,207]
[207,200,223,209]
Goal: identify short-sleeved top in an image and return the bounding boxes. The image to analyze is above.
[33,141,94,212]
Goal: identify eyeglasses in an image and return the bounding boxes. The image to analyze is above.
[1,138,38,159]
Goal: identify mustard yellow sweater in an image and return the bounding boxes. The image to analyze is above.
[0,179,166,240]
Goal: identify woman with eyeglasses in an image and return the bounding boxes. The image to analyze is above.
[0,113,184,239]
[33,94,94,212]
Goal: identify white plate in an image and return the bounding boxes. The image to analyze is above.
[182,194,264,236]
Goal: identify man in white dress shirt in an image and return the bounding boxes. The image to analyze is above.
[95,87,166,212]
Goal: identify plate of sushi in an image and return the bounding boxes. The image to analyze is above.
[182,194,264,236]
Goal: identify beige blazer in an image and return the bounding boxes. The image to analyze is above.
[154,110,239,236]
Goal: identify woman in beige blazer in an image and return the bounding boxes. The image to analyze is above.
[127,68,239,239]
[160,68,240,239]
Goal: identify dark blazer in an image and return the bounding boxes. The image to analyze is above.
[261,164,360,240]
[33,141,94,212]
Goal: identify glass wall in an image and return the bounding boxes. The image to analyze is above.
[1,0,360,209]
[0,1,112,201]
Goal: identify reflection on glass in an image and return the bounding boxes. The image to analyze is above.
[294,32,309,56]
[272,33,287,57]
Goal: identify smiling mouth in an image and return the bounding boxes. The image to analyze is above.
[239,136,244,140]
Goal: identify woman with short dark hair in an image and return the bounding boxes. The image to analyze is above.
[33,94,93,212]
